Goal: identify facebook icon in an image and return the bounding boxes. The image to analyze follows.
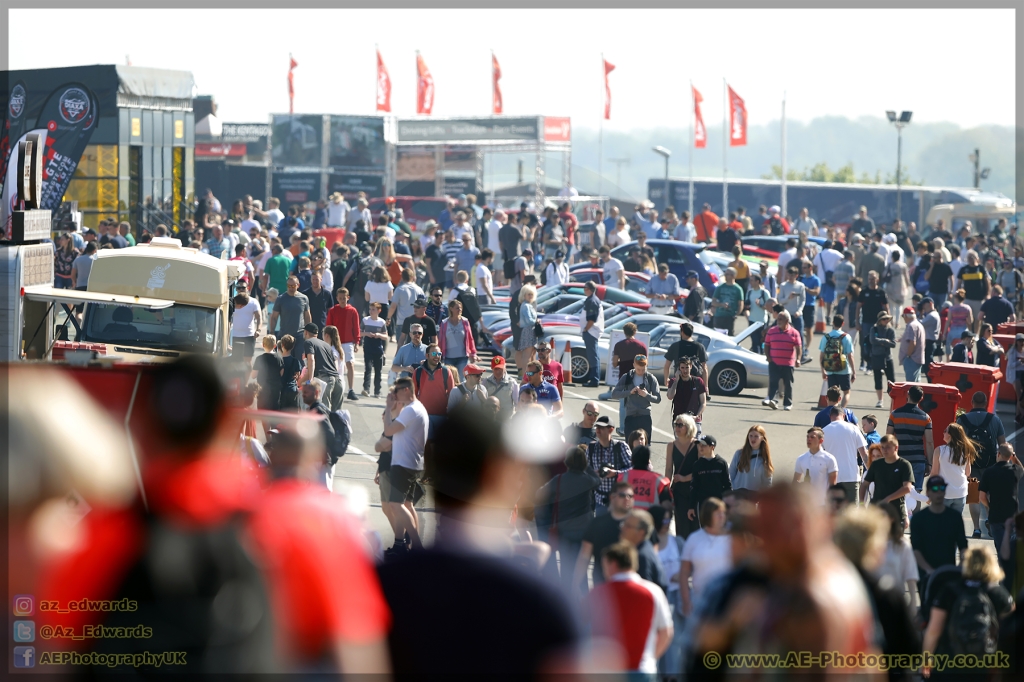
[14,646,35,668]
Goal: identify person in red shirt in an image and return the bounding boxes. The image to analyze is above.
[558,202,579,261]
[763,310,803,410]
[694,203,719,244]
[535,339,565,397]
[589,541,673,673]
[326,287,361,401]
[617,446,670,509]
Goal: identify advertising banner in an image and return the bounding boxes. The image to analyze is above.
[543,116,571,142]
[606,330,650,387]
[271,114,323,167]
[271,171,321,204]
[1,82,99,236]
[397,117,541,144]
[328,116,386,169]
[195,143,247,157]
[0,80,28,182]
[328,172,384,198]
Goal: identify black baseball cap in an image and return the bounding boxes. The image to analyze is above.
[413,297,428,308]
[304,322,319,335]
[697,434,717,448]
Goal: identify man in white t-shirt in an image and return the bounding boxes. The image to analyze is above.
[381,377,429,554]
[230,291,262,365]
[325,192,350,228]
[821,407,869,504]
[265,197,285,227]
[793,427,839,505]
[590,540,673,674]
[346,199,372,231]
[599,246,625,290]
[486,210,504,252]
[475,249,495,304]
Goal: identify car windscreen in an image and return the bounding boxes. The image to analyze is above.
[81,303,218,353]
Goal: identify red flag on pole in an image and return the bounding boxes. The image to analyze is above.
[492,53,502,115]
[603,59,615,120]
[376,49,391,113]
[728,85,747,147]
[692,85,706,149]
[416,52,434,115]
[288,55,297,114]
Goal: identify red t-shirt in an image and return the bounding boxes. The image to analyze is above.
[694,210,719,242]
[559,211,579,245]
[617,469,670,508]
[729,220,744,233]
[613,338,648,377]
[246,480,391,661]
[541,360,565,397]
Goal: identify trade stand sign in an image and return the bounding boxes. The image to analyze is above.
[195,143,246,157]
[328,172,384,197]
[272,171,321,204]
[396,117,541,144]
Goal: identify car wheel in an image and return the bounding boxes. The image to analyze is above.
[570,348,590,381]
[710,362,745,397]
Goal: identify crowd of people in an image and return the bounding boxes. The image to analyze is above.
[37,189,1024,678]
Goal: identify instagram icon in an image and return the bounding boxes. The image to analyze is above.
[13,595,34,616]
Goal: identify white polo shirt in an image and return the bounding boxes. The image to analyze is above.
[821,420,867,483]
[392,399,429,471]
[794,449,839,505]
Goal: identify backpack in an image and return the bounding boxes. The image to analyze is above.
[503,258,517,280]
[414,364,452,395]
[88,513,278,673]
[821,332,848,373]
[455,286,482,324]
[539,260,552,285]
[958,413,997,469]
[948,583,999,656]
[327,408,352,465]
[358,255,380,286]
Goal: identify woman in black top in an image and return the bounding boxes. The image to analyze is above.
[54,233,80,289]
[976,323,1005,368]
[665,413,699,538]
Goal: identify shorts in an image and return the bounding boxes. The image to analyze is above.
[232,336,256,359]
[825,373,851,391]
[387,465,422,504]
[802,305,815,324]
[341,342,355,362]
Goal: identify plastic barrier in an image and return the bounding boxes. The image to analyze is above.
[996,321,1024,336]
[887,381,962,444]
[993,334,1018,403]
[926,362,1003,413]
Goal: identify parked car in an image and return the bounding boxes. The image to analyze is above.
[367,196,449,231]
[508,320,768,396]
[568,269,650,295]
[609,240,717,294]
[737,235,828,255]
[557,284,651,309]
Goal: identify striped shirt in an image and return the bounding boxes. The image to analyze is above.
[886,404,932,465]
[765,325,802,367]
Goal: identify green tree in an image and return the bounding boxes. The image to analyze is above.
[762,161,920,185]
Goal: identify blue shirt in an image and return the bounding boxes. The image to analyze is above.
[864,430,881,445]
[813,406,859,430]
[438,208,454,231]
[534,381,561,410]
[646,273,681,297]
[392,342,428,377]
[800,274,821,307]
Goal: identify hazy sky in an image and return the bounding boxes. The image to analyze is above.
[9,8,1016,130]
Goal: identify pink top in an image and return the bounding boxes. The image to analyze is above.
[438,317,477,358]
[946,303,971,329]
[765,325,802,366]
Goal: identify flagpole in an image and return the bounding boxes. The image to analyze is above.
[722,78,728,219]
[688,80,694,221]
[781,91,788,219]
[598,54,604,198]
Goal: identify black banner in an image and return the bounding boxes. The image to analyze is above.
[34,82,100,210]
[0,80,28,183]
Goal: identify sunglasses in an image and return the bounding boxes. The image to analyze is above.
[525,371,536,377]
[928,485,947,492]
[584,410,599,417]
[538,348,550,353]
[429,352,441,357]
[411,331,423,335]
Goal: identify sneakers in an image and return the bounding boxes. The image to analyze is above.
[765,399,778,410]
[583,380,600,388]
[875,400,883,408]
[347,389,359,401]
[761,398,772,407]
[971,529,982,539]
[374,392,381,399]
[361,389,370,397]
[783,405,792,411]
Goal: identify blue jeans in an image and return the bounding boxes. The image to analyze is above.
[902,357,922,383]
[946,497,965,514]
[911,461,926,492]
[446,356,469,381]
[790,313,804,338]
[583,332,599,384]
[54,275,73,289]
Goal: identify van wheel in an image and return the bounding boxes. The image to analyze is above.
[710,362,745,396]
[570,348,590,381]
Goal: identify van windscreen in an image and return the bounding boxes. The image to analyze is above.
[81,303,217,353]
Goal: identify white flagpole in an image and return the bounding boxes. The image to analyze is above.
[722,78,728,219]
[781,91,788,219]
[599,54,604,198]
[688,80,694,221]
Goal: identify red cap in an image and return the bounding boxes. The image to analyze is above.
[490,356,506,368]
[465,364,485,376]
[385,196,396,204]
[902,306,915,315]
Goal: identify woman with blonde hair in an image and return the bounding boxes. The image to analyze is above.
[930,422,977,516]
[321,325,345,410]
[729,424,774,493]
[515,284,538,374]
[374,237,413,287]
[665,413,699,538]
[921,546,1012,672]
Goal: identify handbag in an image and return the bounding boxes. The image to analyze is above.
[548,474,563,544]
[533,321,545,338]
[966,477,980,505]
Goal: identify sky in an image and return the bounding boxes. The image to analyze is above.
[8,8,1016,131]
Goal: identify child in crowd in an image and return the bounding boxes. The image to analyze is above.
[360,302,388,398]
[278,334,302,410]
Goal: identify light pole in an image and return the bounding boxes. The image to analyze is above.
[652,146,671,212]
[968,149,990,189]
[886,110,912,225]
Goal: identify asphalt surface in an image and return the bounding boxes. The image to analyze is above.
[333,318,1020,549]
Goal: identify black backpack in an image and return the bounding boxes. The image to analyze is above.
[958,413,997,469]
[327,409,352,465]
[948,582,999,656]
[87,513,278,674]
[503,258,517,281]
[455,286,482,324]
